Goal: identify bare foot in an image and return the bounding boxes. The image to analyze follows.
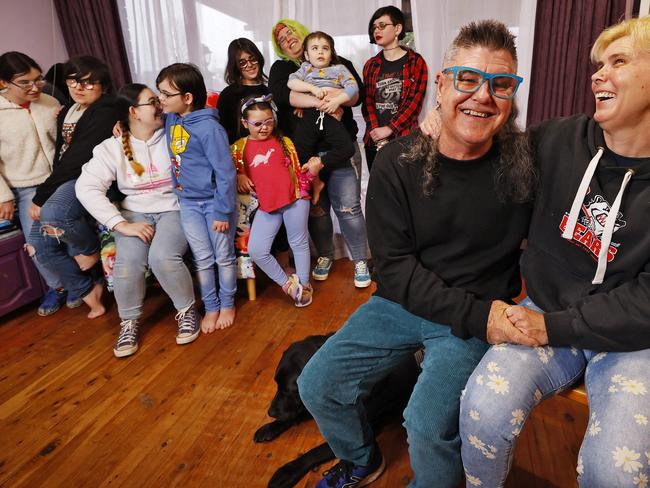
[201,311,219,334]
[312,176,325,206]
[83,283,106,318]
[74,252,100,271]
[217,307,236,329]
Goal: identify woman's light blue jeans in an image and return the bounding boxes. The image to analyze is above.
[28,179,99,298]
[248,199,310,286]
[460,297,650,488]
[113,210,194,320]
[12,186,62,289]
[179,198,237,312]
[298,296,488,488]
[308,148,368,261]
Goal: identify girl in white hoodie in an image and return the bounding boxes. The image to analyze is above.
[0,51,79,316]
[76,83,198,358]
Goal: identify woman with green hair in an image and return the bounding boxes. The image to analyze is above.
[268,19,371,289]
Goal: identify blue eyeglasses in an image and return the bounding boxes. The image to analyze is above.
[442,66,523,100]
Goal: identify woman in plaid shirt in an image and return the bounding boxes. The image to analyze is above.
[362,6,428,170]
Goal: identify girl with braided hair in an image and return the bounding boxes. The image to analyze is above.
[231,94,313,307]
[76,83,197,358]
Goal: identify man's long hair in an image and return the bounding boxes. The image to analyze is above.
[401,20,536,203]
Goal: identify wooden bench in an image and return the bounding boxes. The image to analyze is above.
[561,382,588,405]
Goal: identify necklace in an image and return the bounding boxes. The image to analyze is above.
[383,45,402,51]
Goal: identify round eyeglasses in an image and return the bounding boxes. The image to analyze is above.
[66,78,99,90]
[10,77,46,91]
[442,66,523,100]
[238,58,259,69]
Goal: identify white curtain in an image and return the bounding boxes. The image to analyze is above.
[411,0,537,128]
[118,0,397,94]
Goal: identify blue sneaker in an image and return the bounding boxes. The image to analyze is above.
[312,256,333,281]
[353,260,371,288]
[37,288,67,316]
[66,294,84,309]
[316,450,385,488]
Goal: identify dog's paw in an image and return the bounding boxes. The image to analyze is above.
[267,463,304,488]
[254,420,287,443]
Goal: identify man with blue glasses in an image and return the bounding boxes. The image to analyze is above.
[442,66,523,100]
[298,20,536,488]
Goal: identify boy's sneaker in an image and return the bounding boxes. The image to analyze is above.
[114,319,140,358]
[316,449,385,488]
[354,260,371,288]
[282,274,303,303]
[37,288,67,316]
[176,306,200,345]
[66,294,84,309]
[312,256,333,281]
[296,283,313,308]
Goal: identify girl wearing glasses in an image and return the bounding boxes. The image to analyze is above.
[231,95,313,307]
[362,6,428,170]
[0,51,74,316]
[217,38,269,144]
[76,84,196,357]
[28,55,119,320]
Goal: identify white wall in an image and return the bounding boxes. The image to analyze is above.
[0,0,67,71]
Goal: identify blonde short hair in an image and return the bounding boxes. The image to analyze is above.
[591,16,650,63]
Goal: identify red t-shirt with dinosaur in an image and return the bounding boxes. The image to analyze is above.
[243,137,295,212]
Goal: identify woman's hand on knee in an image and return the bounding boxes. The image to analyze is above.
[114,221,154,243]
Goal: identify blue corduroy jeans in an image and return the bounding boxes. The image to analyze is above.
[298,295,489,488]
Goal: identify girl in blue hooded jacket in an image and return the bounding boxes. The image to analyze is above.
[157,63,237,335]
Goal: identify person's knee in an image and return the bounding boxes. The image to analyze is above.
[149,247,182,273]
[248,239,269,262]
[114,258,146,279]
[297,355,333,409]
[579,446,639,488]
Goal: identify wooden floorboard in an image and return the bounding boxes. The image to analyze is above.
[0,260,587,487]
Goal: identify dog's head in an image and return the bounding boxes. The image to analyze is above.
[267,333,333,421]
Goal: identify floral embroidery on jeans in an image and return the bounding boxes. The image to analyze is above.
[612,446,643,473]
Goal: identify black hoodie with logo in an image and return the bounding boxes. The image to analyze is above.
[524,114,650,352]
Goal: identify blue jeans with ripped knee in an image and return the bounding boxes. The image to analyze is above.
[459,297,650,488]
[28,179,99,298]
[308,148,368,262]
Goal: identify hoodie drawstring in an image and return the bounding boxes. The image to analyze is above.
[593,169,633,284]
[316,111,325,131]
[562,146,634,284]
[562,147,604,241]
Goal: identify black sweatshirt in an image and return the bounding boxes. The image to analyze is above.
[525,115,650,352]
[33,95,118,206]
[367,134,532,341]
[217,83,269,144]
[268,56,363,142]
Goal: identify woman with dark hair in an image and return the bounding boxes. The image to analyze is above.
[76,84,196,357]
[362,5,428,170]
[28,55,119,319]
[217,38,269,144]
[0,51,78,316]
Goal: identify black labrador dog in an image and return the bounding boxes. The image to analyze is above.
[254,333,420,488]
